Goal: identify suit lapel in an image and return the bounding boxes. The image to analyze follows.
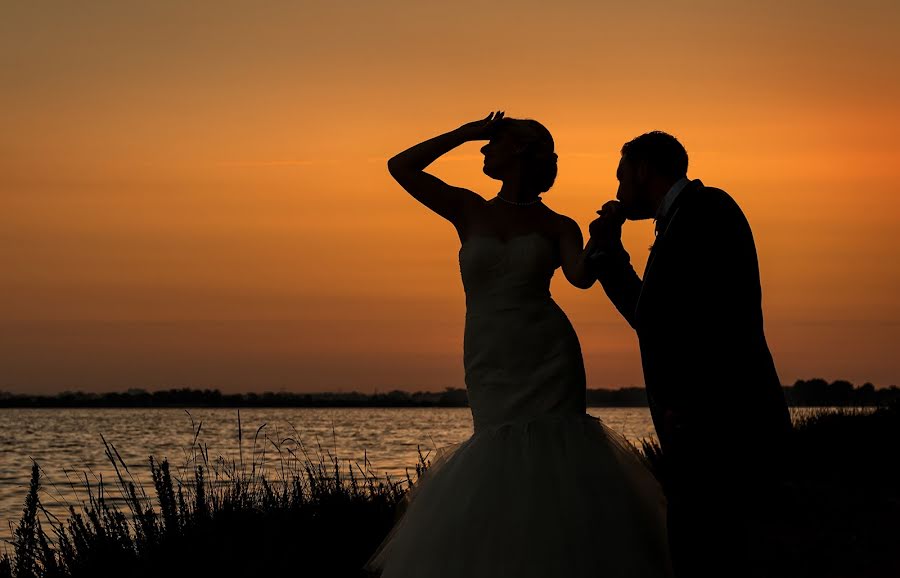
[635,179,704,320]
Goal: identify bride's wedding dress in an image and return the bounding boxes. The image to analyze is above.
[367,232,672,577]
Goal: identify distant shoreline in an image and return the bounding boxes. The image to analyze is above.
[1,379,897,408]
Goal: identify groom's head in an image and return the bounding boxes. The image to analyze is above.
[616,131,688,220]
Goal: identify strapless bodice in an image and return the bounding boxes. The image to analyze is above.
[459,233,555,314]
[458,233,586,431]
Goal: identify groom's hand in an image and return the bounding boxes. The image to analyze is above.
[589,200,626,250]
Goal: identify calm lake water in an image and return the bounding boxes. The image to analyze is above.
[0,407,839,540]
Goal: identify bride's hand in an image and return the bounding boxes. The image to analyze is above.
[589,200,626,249]
[455,111,505,141]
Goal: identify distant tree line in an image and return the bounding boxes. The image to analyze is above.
[585,387,649,406]
[0,379,896,408]
[0,387,468,408]
[783,378,898,407]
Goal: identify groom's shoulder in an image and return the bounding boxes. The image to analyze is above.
[691,182,733,206]
[683,183,755,244]
[688,183,745,220]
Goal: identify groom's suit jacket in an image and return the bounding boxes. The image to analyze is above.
[596,180,791,456]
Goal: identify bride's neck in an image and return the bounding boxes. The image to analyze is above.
[498,177,540,203]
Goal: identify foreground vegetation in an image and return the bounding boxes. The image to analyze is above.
[773,405,900,578]
[2,405,898,578]
[0,413,416,578]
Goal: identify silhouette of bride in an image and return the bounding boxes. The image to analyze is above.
[366,113,672,577]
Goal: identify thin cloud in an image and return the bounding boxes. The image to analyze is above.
[217,159,339,168]
[366,152,617,163]
[366,153,483,164]
[563,152,617,160]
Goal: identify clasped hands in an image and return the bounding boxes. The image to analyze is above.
[588,200,627,254]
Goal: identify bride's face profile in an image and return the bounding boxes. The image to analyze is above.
[480,130,523,181]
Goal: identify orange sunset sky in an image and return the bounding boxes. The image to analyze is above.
[2,1,899,394]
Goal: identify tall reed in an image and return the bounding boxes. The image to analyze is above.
[0,413,419,578]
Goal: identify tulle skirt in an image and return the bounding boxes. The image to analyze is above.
[366,414,673,578]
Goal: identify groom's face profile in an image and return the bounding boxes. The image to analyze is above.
[615,156,654,220]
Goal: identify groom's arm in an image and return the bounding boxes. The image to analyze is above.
[592,242,643,329]
[589,203,642,328]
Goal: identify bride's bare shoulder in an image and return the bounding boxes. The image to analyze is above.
[539,205,580,236]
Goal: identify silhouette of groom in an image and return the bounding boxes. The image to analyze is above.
[589,132,792,578]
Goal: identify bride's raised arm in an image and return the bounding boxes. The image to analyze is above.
[387,112,502,227]
[558,216,597,290]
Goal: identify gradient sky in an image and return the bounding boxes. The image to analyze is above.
[2,1,899,393]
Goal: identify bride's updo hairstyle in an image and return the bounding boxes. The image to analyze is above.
[495,118,558,194]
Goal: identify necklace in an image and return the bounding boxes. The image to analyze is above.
[495,195,542,206]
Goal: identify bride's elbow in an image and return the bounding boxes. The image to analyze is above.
[566,275,595,290]
[387,155,402,177]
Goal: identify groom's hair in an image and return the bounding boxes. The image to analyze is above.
[621,131,688,180]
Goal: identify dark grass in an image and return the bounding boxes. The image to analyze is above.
[640,404,900,578]
[2,405,899,578]
[772,405,900,578]
[0,411,424,578]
